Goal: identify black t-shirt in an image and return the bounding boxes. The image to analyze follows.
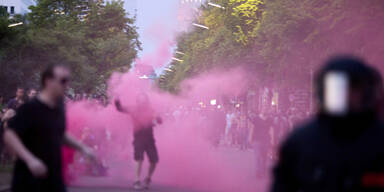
[133,126,155,144]
[272,116,384,192]
[8,98,66,192]
[132,107,156,145]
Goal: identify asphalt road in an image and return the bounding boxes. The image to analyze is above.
[69,185,205,192]
[67,147,265,192]
[1,147,265,192]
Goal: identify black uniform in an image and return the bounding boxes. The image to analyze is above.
[271,56,384,192]
[8,99,66,192]
[272,114,384,192]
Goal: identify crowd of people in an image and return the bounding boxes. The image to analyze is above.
[1,56,384,192]
[0,77,312,183]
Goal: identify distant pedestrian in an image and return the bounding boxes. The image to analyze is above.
[2,87,25,129]
[0,95,5,163]
[5,87,25,111]
[27,88,38,101]
[0,95,4,112]
[0,95,4,120]
[250,113,269,177]
[225,108,235,146]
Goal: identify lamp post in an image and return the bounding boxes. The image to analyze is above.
[171,57,184,62]
[8,22,23,27]
[208,2,225,9]
[175,51,185,55]
[192,23,209,30]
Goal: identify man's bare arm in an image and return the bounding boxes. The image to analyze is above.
[1,109,15,122]
[3,129,47,177]
[114,99,130,114]
[64,133,94,159]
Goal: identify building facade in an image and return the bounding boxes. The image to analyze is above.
[0,0,34,15]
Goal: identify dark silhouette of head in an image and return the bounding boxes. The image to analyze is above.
[315,56,382,117]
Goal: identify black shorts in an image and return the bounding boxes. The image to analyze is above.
[133,141,159,163]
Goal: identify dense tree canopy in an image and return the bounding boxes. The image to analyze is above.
[0,0,141,98]
[159,0,384,93]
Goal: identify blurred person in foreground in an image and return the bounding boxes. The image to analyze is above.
[3,64,95,192]
[115,93,162,190]
[271,56,384,192]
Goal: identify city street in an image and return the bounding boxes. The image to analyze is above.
[0,146,266,192]
[68,173,206,192]
[2,0,382,191]
[66,147,262,192]
[69,185,203,192]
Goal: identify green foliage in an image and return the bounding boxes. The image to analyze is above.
[0,0,141,97]
[0,13,31,96]
[229,0,264,44]
[159,0,264,92]
[159,0,384,93]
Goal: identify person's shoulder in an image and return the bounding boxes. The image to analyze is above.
[6,98,16,106]
[372,120,384,135]
[17,99,39,111]
[7,98,15,104]
[293,118,319,135]
[283,118,319,146]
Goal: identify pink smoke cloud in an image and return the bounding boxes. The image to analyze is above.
[65,43,258,191]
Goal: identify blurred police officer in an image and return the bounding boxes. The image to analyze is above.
[271,56,384,192]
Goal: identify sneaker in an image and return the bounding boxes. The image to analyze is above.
[143,177,151,189]
[133,181,143,190]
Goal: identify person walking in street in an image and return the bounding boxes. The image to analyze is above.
[3,64,95,192]
[225,108,235,146]
[115,93,161,190]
